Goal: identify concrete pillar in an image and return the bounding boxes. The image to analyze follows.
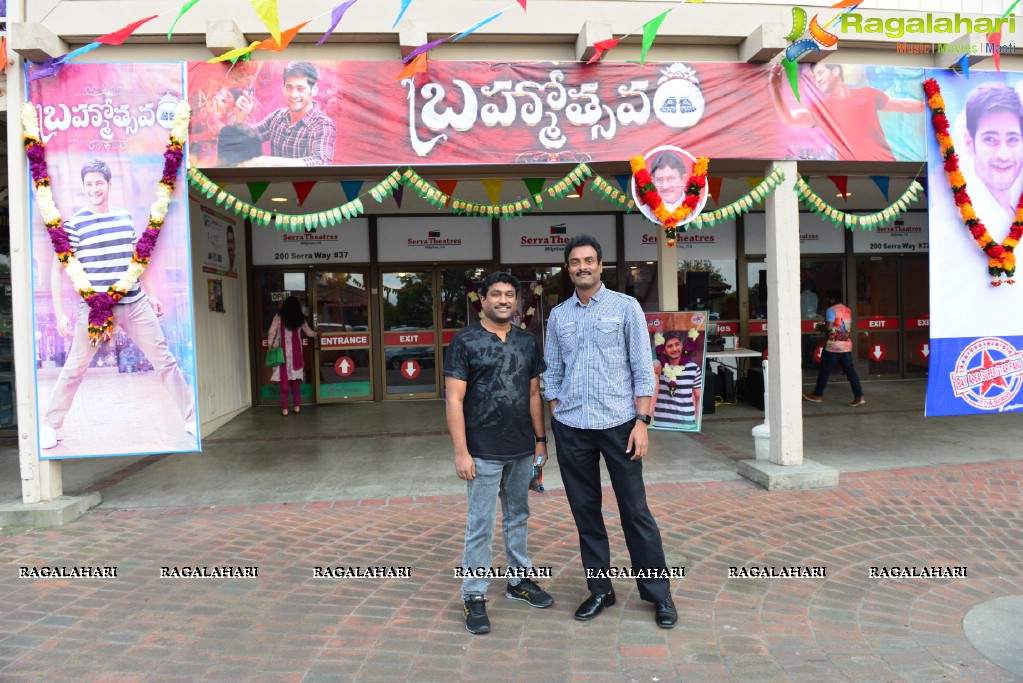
[657,235,678,311]
[763,160,803,466]
[9,10,64,502]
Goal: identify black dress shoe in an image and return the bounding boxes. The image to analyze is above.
[574,589,616,621]
[655,595,677,629]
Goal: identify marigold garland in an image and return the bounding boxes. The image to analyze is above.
[630,154,710,247]
[23,100,191,343]
[924,78,1020,285]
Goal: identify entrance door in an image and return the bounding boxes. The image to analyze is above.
[255,270,315,406]
[313,270,372,401]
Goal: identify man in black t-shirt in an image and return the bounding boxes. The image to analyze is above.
[444,272,553,634]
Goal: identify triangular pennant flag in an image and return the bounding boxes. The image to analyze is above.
[209,41,261,64]
[396,53,427,81]
[27,57,67,82]
[572,181,585,198]
[293,181,316,207]
[956,53,970,79]
[828,175,849,201]
[436,179,458,207]
[587,37,621,65]
[168,0,203,41]
[782,57,801,102]
[247,182,270,203]
[523,178,545,196]
[317,0,359,46]
[403,36,449,64]
[97,15,159,45]
[639,10,671,64]
[917,176,927,196]
[454,7,507,41]
[249,0,281,44]
[870,175,890,201]
[393,0,412,28]
[393,183,405,208]
[707,177,723,206]
[481,179,504,205]
[517,0,527,9]
[340,180,364,203]
[745,177,764,191]
[613,174,631,195]
[257,21,309,52]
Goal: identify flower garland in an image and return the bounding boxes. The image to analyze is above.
[630,154,710,247]
[653,329,700,398]
[924,78,1020,285]
[23,99,191,343]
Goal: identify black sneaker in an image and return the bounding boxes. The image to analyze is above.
[506,578,554,608]
[463,594,490,634]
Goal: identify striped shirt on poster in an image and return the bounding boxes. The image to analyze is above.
[63,208,144,304]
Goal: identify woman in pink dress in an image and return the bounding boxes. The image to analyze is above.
[267,296,317,416]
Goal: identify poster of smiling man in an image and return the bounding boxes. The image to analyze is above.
[25,63,200,458]
[646,311,709,432]
[630,145,709,247]
[923,72,1023,417]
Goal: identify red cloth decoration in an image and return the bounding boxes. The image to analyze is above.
[707,176,723,206]
[587,38,620,65]
[396,53,427,81]
[98,15,159,45]
[436,179,459,207]
[292,181,317,207]
[828,175,849,201]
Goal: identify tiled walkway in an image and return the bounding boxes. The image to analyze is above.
[2,460,1022,681]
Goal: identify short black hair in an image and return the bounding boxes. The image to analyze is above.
[965,81,1023,139]
[80,159,111,182]
[827,287,843,303]
[663,330,685,342]
[217,124,263,166]
[480,272,520,298]
[283,61,319,87]
[563,234,603,264]
[648,149,687,176]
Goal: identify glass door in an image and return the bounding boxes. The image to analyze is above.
[902,256,929,377]
[314,270,372,401]
[381,270,438,397]
[854,257,901,378]
[254,270,314,406]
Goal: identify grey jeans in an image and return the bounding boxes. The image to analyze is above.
[461,455,533,598]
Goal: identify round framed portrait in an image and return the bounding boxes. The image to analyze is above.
[631,145,709,227]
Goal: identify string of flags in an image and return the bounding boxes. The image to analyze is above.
[794,177,925,229]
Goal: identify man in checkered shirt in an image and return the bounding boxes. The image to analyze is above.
[230,61,337,166]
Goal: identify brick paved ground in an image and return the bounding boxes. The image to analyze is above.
[2,461,1022,682]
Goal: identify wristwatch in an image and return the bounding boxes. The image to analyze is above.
[635,414,652,425]
[535,436,548,443]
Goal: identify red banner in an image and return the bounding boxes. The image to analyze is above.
[187,60,925,168]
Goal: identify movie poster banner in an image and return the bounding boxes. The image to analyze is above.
[646,311,709,433]
[925,71,1023,416]
[187,60,925,168]
[27,63,201,458]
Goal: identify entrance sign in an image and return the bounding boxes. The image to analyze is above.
[334,356,355,377]
[251,218,369,265]
[924,72,1023,416]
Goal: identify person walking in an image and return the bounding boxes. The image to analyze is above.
[542,235,677,629]
[804,287,865,406]
[444,272,553,635]
[268,296,316,416]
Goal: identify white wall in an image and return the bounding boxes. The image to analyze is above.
[189,200,252,435]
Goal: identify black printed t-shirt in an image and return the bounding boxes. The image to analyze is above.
[443,322,546,461]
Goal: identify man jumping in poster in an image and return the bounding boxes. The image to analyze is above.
[768,61,924,161]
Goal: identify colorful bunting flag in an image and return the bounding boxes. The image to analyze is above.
[870,175,890,201]
[516,0,527,9]
[0,37,6,74]
[523,178,546,196]
[26,57,67,82]
[956,53,970,79]
[393,0,413,28]
[247,182,270,203]
[393,183,405,208]
[454,7,507,41]
[340,180,364,203]
[827,175,848,201]
[168,0,203,41]
[293,181,317,207]
[587,37,620,65]
[98,15,159,45]
[639,10,671,64]
[403,36,449,64]
[317,0,360,46]
[209,41,261,64]
[436,179,458,207]
[396,53,428,81]
[613,174,631,195]
[258,21,309,52]
[745,178,764,191]
[571,181,585,198]
[481,179,504,205]
[249,0,281,44]
[707,176,723,205]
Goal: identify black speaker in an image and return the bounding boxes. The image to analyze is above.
[702,360,717,415]
[758,269,768,303]
[745,368,765,410]
[687,271,710,309]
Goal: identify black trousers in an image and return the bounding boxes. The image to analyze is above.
[551,417,670,602]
